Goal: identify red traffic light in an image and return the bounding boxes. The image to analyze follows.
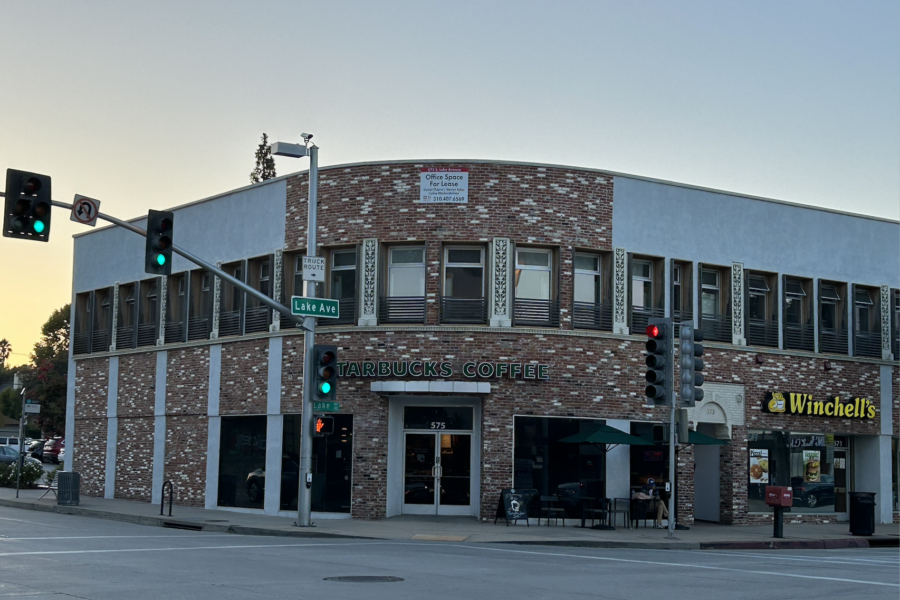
[646,324,660,338]
[321,351,335,365]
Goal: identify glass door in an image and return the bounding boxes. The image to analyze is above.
[403,432,472,515]
[834,449,849,516]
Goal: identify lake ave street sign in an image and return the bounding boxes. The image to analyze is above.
[313,401,339,412]
[291,296,340,318]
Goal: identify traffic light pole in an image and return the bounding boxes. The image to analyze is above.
[297,144,319,527]
[667,381,676,540]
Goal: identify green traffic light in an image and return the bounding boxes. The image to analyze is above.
[319,382,332,395]
[33,220,45,234]
[156,254,166,266]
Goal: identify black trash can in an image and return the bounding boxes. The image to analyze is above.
[57,472,80,506]
[848,491,876,536]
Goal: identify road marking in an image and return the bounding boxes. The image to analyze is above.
[676,548,900,566]
[443,545,900,588]
[0,541,382,558]
[0,534,231,541]
[0,516,63,528]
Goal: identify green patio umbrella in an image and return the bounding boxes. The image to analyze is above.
[687,430,729,446]
[558,425,655,451]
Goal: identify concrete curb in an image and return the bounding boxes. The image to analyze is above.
[2,498,896,549]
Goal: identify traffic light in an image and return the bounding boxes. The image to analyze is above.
[144,209,174,275]
[4,169,52,241]
[312,415,334,437]
[645,318,672,406]
[678,323,705,407]
[313,344,338,400]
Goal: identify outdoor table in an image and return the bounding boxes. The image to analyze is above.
[539,495,565,526]
[578,496,597,528]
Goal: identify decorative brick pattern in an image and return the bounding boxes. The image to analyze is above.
[73,358,109,497]
[165,347,210,415]
[219,339,269,415]
[676,444,694,525]
[115,353,156,501]
[281,335,305,414]
[164,415,207,507]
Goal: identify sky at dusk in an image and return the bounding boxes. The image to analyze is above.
[1,1,897,366]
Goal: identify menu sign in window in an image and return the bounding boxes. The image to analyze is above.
[749,449,769,484]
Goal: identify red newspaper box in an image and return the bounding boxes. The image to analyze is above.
[765,486,793,507]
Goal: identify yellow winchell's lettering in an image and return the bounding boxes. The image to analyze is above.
[812,401,824,415]
[790,393,807,414]
[825,402,834,416]
[845,402,855,418]
[867,404,876,419]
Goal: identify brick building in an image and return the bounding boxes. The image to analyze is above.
[65,159,900,526]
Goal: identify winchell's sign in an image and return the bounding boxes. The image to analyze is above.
[763,391,875,420]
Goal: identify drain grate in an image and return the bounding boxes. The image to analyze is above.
[324,576,404,583]
[162,522,203,531]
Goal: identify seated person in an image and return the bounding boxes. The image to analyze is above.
[634,478,668,528]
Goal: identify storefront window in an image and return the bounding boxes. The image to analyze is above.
[218,416,267,509]
[748,431,848,514]
[513,417,605,515]
[630,422,670,492]
[281,414,353,513]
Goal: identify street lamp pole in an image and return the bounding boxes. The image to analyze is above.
[297,143,318,527]
[270,134,319,527]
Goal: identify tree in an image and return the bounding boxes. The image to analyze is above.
[0,387,21,421]
[250,133,277,184]
[20,304,70,436]
[0,339,10,368]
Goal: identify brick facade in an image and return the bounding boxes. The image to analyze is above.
[219,339,269,416]
[73,358,109,497]
[115,353,156,502]
[164,348,210,507]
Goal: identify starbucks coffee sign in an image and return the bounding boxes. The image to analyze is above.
[337,360,549,380]
[763,391,875,420]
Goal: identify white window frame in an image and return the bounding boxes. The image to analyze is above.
[514,247,553,300]
[574,252,601,305]
[443,246,485,299]
[631,259,653,309]
[388,246,426,297]
[701,268,721,316]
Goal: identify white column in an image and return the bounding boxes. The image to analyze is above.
[613,247,629,335]
[264,336,283,515]
[878,364,894,523]
[489,237,513,327]
[605,419,631,502]
[358,238,379,326]
[204,344,222,509]
[731,262,746,346]
[104,356,119,499]
[151,351,167,505]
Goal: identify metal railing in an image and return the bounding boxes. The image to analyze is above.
[379,296,426,324]
[784,323,814,352]
[513,298,560,328]
[73,332,90,355]
[244,305,270,334]
[187,316,209,341]
[746,318,778,348]
[573,302,613,331]
[164,321,184,344]
[116,326,135,349]
[331,298,357,325]
[136,323,157,347]
[854,331,882,358]
[819,328,848,354]
[700,314,732,343]
[440,297,487,325]
[893,335,899,359]
[630,306,665,332]
[218,310,241,337]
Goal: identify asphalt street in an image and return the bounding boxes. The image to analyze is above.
[0,506,896,600]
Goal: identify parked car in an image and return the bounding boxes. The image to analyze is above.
[26,440,46,461]
[57,447,66,464]
[42,438,64,464]
[0,445,41,466]
[791,475,835,509]
[245,456,299,504]
[0,437,22,450]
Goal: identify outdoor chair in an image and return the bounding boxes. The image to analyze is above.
[631,498,652,528]
[539,495,565,526]
[609,498,630,528]
[582,497,609,528]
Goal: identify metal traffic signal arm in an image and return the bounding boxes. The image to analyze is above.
[0,191,307,329]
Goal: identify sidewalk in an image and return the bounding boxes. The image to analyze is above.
[1,487,897,550]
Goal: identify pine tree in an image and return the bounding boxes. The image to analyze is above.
[250,133,277,184]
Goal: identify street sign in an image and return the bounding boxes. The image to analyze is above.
[70,194,100,227]
[301,256,326,281]
[313,401,339,412]
[291,296,340,318]
[24,403,40,414]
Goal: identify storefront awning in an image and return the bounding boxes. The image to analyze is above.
[687,430,730,445]
[558,425,654,450]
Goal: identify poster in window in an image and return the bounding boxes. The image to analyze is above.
[749,449,769,484]
[803,450,821,482]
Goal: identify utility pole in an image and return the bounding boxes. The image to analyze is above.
[15,382,25,498]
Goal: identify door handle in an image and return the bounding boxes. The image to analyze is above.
[436,465,442,479]
[431,465,437,478]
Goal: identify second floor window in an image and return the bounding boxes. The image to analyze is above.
[515,248,551,300]
[748,275,769,320]
[388,247,425,297]
[259,261,270,297]
[854,289,873,332]
[331,249,357,300]
[701,269,720,316]
[784,278,806,325]
[820,285,840,330]
[444,247,484,299]
[672,266,682,313]
[574,253,601,304]
[631,261,653,309]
